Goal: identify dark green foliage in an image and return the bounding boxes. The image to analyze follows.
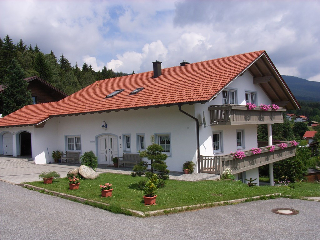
[0,35,128,101]
[246,178,257,187]
[80,151,98,170]
[258,117,294,142]
[39,171,60,179]
[273,145,309,183]
[293,122,309,139]
[132,161,148,176]
[183,161,195,173]
[1,59,32,116]
[139,144,170,181]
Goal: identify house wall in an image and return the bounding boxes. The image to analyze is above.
[33,119,59,164]
[32,105,197,171]
[195,70,270,158]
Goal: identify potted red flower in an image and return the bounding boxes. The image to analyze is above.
[68,175,80,190]
[100,183,113,197]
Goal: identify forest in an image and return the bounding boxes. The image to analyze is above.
[0,35,127,96]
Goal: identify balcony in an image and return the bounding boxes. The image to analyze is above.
[200,142,297,175]
[208,105,285,125]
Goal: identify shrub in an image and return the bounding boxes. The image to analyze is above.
[39,171,60,179]
[183,161,195,173]
[143,174,159,197]
[133,144,170,181]
[80,151,98,170]
[221,168,235,180]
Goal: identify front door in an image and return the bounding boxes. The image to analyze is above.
[98,135,118,165]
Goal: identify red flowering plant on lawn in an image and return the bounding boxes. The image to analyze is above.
[251,148,262,155]
[68,176,80,184]
[246,102,256,110]
[278,143,288,149]
[260,104,271,111]
[231,150,246,160]
[100,183,113,191]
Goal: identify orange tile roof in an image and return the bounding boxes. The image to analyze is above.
[0,50,265,127]
[303,131,317,138]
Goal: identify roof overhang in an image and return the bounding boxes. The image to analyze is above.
[209,51,300,110]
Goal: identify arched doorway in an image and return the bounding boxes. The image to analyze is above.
[20,131,32,157]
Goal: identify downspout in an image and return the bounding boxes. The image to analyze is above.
[178,104,201,173]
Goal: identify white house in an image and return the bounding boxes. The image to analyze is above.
[0,50,300,185]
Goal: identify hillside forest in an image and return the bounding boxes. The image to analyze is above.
[0,35,127,96]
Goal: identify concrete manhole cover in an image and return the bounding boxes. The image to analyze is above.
[272,208,299,215]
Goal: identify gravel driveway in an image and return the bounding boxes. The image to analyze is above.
[1,180,319,240]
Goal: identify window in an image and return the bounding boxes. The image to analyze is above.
[236,130,244,149]
[32,96,37,104]
[245,91,257,104]
[137,134,145,151]
[106,89,124,98]
[222,89,237,104]
[130,87,144,95]
[123,134,131,152]
[212,132,222,153]
[155,134,171,153]
[67,136,81,151]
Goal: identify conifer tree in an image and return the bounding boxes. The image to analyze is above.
[1,59,32,116]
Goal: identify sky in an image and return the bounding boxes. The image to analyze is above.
[1,0,320,82]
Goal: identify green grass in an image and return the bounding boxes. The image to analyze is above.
[25,173,320,215]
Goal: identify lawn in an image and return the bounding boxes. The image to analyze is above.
[25,173,320,216]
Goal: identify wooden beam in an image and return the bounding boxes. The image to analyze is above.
[272,101,289,107]
[253,76,272,84]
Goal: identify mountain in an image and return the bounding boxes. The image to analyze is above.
[282,75,320,102]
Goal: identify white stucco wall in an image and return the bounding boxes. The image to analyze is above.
[26,105,197,171]
[195,70,269,157]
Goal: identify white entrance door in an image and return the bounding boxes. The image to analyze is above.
[3,133,13,156]
[98,135,118,165]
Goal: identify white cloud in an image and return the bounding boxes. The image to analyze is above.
[276,66,300,77]
[107,51,143,73]
[308,74,320,83]
[83,56,105,72]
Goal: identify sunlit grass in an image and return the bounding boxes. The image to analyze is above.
[26,173,320,214]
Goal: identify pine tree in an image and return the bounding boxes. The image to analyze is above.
[34,52,51,80]
[0,35,16,83]
[1,59,33,116]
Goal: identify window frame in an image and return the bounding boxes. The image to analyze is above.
[65,135,81,152]
[245,91,257,105]
[212,131,223,153]
[236,130,245,149]
[222,89,237,105]
[122,134,131,153]
[136,134,145,151]
[155,133,171,156]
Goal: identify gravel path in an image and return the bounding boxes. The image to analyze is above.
[1,156,319,239]
[1,180,320,240]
